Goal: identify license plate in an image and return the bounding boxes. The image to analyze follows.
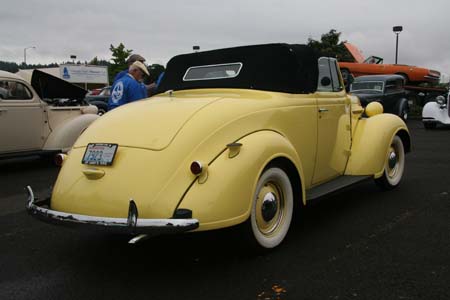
[82,143,118,166]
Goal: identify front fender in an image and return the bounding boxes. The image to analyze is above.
[178,130,304,231]
[345,114,410,177]
[422,101,449,123]
[43,114,99,152]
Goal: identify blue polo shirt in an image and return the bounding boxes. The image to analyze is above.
[108,74,147,110]
[113,69,128,82]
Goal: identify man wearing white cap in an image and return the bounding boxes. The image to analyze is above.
[108,61,150,110]
[113,53,146,82]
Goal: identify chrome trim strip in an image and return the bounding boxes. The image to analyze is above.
[26,186,199,234]
[424,75,440,80]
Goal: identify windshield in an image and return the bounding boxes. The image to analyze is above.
[363,56,383,64]
[350,81,384,93]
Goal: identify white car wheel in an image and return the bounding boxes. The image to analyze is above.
[375,136,405,189]
[250,167,293,249]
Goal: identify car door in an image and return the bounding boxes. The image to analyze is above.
[383,79,403,113]
[312,58,352,184]
[0,79,46,153]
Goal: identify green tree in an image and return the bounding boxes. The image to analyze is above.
[307,29,354,62]
[109,43,133,82]
[89,56,99,65]
[0,61,19,72]
[0,61,59,72]
[89,56,110,67]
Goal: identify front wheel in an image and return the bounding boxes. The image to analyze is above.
[423,122,436,130]
[249,167,294,249]
[90,101,108,116]
[375,136,405,190]
[400,105,408,121]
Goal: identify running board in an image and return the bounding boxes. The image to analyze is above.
[306,175,371,201]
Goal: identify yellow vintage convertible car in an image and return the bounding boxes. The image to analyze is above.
[27,44,410,248]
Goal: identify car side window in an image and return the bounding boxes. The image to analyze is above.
[0,80,33,100]
[385,80,402,94]
[317,58,343,92]
[329,59,343,92]
[317,57,333,92]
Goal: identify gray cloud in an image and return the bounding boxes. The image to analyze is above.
[1,0,449,75]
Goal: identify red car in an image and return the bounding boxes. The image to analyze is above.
[339,43,440,85]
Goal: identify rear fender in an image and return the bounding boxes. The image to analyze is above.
[43,114,99,152]
[178,130,304,231]
[345,114,410,177]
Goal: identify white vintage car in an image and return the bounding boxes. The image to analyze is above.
[0,70,99,159]
[422,91,450,129]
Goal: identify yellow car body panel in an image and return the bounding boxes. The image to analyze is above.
[52,89,319,221]
[345,113,409,177]
[312,90,352,185]
[179,130,304,231]
[50,87,408,230]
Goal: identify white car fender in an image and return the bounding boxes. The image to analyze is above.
[43,114,99,152]
[422,101,450,125]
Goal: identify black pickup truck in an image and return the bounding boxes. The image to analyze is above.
[350,74,409,120]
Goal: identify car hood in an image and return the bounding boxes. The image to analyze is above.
[350,92,381,98]
[343,42,365,63]
[350,92,381,103]
[31,69,87,100]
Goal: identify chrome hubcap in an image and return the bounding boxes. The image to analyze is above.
[256,182,284,236]
[388,150,397,169]
[261,192,278,222]
[387,146,399,178]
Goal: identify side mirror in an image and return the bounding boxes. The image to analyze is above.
[320,77,331,87]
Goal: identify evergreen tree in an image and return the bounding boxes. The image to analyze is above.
[307,29,354,62]
[109,43,132,82]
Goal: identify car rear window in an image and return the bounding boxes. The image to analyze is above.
[183,63,243,81]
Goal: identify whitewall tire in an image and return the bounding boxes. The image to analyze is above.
[375,136,405,190]
[250,167,293,249]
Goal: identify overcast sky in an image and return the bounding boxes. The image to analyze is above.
[1,0,449,77]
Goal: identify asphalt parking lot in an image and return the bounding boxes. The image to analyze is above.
[0,119,449,300]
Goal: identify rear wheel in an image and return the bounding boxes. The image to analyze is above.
[400,105,408,121]
[249,167,293,249]
[375,136,405,190]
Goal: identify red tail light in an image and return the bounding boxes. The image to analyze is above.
[190,161,203,175]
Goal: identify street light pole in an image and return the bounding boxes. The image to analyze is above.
[24,46,36,65]
[393,26,403,64]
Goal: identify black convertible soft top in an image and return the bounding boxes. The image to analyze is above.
[158,44,319,94]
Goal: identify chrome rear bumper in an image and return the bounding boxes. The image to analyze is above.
[25,186,199,238]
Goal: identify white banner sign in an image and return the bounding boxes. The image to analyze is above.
[59,65,109,84]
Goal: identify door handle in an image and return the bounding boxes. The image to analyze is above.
[318,108,329,113]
